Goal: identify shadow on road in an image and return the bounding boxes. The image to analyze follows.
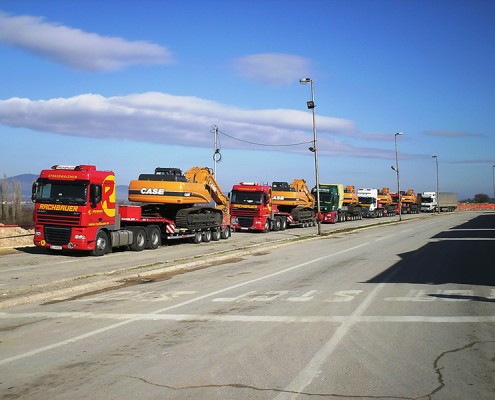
[366,213,495,286]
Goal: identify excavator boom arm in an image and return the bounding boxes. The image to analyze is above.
[184,167,230,210]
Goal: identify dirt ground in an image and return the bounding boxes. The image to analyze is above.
[0,225,34,254]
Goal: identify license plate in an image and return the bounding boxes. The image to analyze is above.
[50,245,62,250]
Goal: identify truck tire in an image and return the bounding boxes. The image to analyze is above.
[272,218,281,231]
[263,220,270,233]
[220,226,231,239]
[91,230,108,256]
[130,227,146,251]
[212,229,221,241]
[202,230,212,242]
[279,217,287,230]
[145,225,161,250]
[192,231,202,244]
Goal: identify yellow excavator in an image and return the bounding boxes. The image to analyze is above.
[128,167,230,230]
[271,179,316,226]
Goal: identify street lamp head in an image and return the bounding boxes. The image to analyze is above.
[391,165,397,172]
[395,132,403,137]
[299,78,311,84]
[432,155,437,159]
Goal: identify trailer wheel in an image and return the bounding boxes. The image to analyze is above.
[130,227,146,251]
[212,229,221,241]
[91,231,108,256]
[146,225,161,249]
[192,231,202,243]
[202,230,212,243]
[220,226,231,239]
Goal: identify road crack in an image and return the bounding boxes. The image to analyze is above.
[418,340,495,400]
[127,375,413,398]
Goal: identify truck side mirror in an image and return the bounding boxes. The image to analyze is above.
[90,184,102,206]
[31,182,38,202]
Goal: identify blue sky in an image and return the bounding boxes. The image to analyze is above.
[1,0,494,200]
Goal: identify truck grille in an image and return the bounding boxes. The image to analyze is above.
[36,210,81,226]
[45,226,72,245]
[237,217,254,227]
[231,208,258,217]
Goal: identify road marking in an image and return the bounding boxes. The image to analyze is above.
[287,290,319,302]
[274,259,402,400]
[212,291,257,302]
[375,234,394,242]
[0,242,368,366]
[324,289,363,302]
[2,311,494,324]
[75,290,198,302]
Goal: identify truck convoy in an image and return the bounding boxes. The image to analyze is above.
[229,179,316,232]
[357,187,397,217]
[312,184,363,223]
[32,165,231,256]
[421,192,458,212]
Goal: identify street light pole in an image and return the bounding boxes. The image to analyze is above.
[300,77,321,235]
[392,132,403,221]
[492,164,495,202]
[432,155,439,213]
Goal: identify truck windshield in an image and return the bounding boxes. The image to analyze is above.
[231,190,263,205]
[358,197,373,205]
[34,180,88,205]
[422,198,433,203]
[317,192,335,203]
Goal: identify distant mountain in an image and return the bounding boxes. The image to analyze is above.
[4,174,37,201]
[4,174,129,202]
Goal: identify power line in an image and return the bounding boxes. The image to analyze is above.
[216,128,313,147]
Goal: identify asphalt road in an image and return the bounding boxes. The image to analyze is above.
[1,212,423,308]
[0,211,494,399]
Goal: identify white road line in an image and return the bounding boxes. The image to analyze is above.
[2,311,494,324]
[375,234,394,242]
[0,242,368,366]
[274,259,402,400]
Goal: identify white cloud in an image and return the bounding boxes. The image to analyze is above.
[232,53,311,86]
[0,92,397,159]
[0,12,174,71]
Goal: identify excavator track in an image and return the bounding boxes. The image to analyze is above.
[291,206,314,221]
[175,206,223,229]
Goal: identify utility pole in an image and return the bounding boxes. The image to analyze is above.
[212,125,221,179]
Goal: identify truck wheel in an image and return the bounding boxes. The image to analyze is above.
[130,227,146,251]
[220,226,231,239]
[263,220,270,233]
[212,229,221,241]
[279,217,287,230]
[91,231,108,256]
[192,231,202,243]
[272,218,281,231]
[146,225,161,249]
[202,230,212,242]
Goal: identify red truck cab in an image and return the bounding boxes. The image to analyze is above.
[32,165,117,253]
[230,182,274,232]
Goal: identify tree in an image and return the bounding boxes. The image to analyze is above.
[0,174,8,224]
[473,193,490,203]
